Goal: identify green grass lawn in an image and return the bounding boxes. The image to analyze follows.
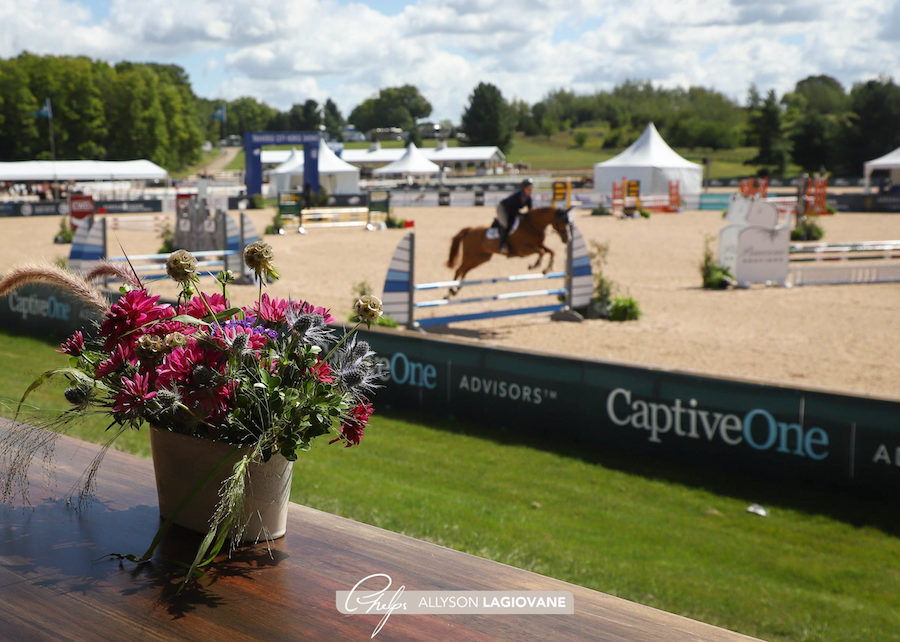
[1,330,897,641]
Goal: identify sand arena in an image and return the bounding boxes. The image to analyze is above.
[2,206,898,400]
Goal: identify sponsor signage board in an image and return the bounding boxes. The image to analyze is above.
[358,327,900,492]
[1,290,895,494]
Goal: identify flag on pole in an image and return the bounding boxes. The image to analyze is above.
[211,104,226,121]
[33,98,52,119]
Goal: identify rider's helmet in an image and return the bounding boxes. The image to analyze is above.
[521,178,534,189]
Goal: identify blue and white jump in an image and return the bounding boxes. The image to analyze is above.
[382,225,593,328]
[68,210,261,283]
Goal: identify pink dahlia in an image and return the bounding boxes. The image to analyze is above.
[113,371,157,417]
[57,331,84,356]
[180,293,229,320]
[99,289,174,354]
[308,358,335,384]
[95,344,131,379]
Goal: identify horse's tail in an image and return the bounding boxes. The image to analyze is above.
[446,228,469,269]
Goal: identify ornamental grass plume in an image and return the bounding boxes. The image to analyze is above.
[0,264,109,313]
[84,261,142,290]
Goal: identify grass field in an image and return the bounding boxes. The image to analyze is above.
[2,330,898,641]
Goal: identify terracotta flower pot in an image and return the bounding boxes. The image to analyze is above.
[149,426,294,542]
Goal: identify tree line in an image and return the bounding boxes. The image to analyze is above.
[1,52,899,177]
[463,75,900,176]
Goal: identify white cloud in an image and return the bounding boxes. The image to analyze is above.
[0,0,897,121]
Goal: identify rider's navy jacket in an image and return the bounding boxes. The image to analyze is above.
[499,189,533,218]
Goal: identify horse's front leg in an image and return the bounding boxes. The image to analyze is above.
[527,248,545,270]
[537,246,555,273]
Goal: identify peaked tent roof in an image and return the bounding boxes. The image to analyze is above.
[270,141,360,175]
[593,122,702,196]
[595,122,700,170]
[0,159,168,181]
[863,145,900,190]
[317,139,360,174]
[372,143,440,175]
[270,148,304,175]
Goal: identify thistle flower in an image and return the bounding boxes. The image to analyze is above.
[166,250,198,283]
[334,336,379,394]
[353,295,383,326]
[290,312,335,346]
[64,384,92,409]
[243,241,280,281]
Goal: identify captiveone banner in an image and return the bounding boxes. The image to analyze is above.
[357,327,900,493]
[1,287,896,493]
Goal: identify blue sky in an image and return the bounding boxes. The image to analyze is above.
[1,0,897,122]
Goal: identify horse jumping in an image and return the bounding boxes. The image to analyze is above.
[445,206,574,295]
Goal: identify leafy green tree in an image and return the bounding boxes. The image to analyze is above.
[323,99,344,139]
[348,85,431,138]
[459,82,515,151]
[833,77,900,175]
[227,97,279,136]
[745,88,788,174]
[0,59,40,160]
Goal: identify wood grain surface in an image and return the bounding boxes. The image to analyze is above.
[0,419,759,641]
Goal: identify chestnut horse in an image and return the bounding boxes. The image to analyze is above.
[445,207,573,296]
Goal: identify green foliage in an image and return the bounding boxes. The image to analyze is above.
[251,193,265,209]
[348,85,432,139]
[791,216,825,241]
[608,296,641,321]
[156,222,175,254]
[53,215,74,244]
[460,82,516,152]
[572,130,588,147]
[580,241,625,320]
[0,54,201,170]
[744,87,789,175]
[700,236,734,289]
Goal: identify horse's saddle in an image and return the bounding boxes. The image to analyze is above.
[486,217,521,240]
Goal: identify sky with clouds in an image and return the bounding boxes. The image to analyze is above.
[2,0,898,123]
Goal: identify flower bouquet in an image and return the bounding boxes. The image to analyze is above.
[0,241,383,585]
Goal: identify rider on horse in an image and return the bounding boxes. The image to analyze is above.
[496,178,534,254]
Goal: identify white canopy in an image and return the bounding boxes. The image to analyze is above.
[593,123,702,196]
[268,140,359,196]
[372,143,440,175]
[0,159,168,181]
[863,145,900,192]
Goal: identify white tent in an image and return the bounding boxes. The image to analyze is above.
[0,159,168,181]
[372,143,440,175]
[863,145,900,192]
[593,123,702,197]
[268,140,360,197]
